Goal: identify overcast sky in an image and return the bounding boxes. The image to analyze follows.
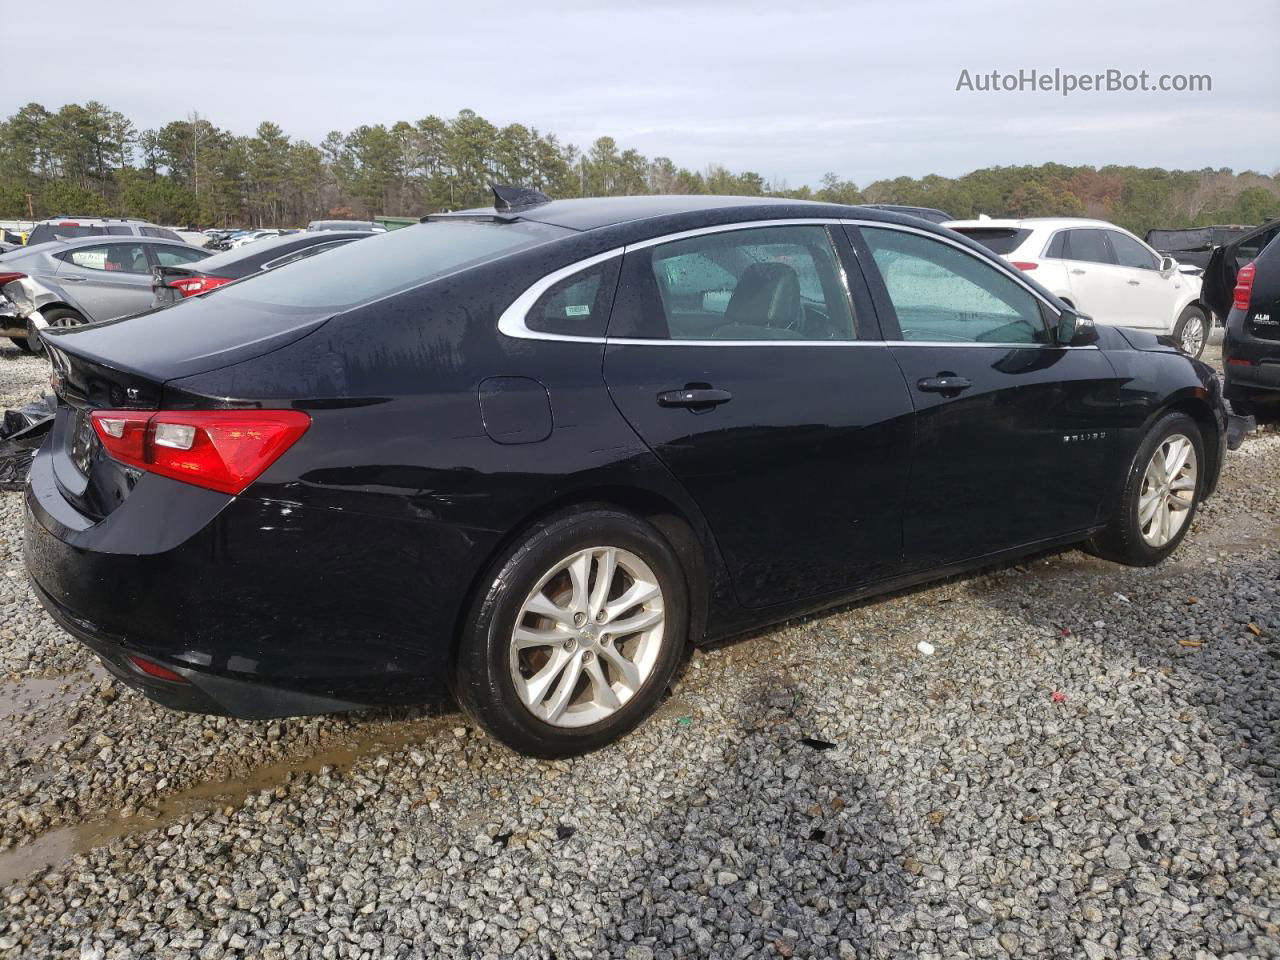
[4,0,1277,187]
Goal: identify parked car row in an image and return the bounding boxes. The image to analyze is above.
[21,189,1247,757]
[0,228,376,352]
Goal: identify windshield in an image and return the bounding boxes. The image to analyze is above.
[217,219,569,311]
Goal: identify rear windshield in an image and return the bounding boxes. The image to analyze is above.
[28,224,105,245]
[218,219,568,310]
[951,228,1033,256]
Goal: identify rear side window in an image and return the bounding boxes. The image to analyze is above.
[951,228,1032,256]
[611,225,856,341]
[105,225,134,236]
[1064,229,1113,265]
[861,227,1046,344]
[525,258,621,337]
[141,226,183,242]
[219,220,566,310]
[61,243,151,274]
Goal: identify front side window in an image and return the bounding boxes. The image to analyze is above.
[62,243,150,274]
[613,225,856,341]
[861,227,1046,344]
[525,258,621,337]
[1064,229,1113,265]
[1109,232,1159,270]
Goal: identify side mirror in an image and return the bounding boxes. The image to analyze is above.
[1159,256,1177,276]
[1056,309,1099,347]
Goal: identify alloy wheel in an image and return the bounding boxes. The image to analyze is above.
[1179,315,1205,357]
[1138,433,1197,547]
[508,546,665,728]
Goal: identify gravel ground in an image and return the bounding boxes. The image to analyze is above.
[1,338,1278,959]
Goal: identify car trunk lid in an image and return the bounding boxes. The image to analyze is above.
[41,296,333,519]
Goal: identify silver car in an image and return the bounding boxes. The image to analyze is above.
[0,236,209,353]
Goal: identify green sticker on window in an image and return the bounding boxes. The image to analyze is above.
[564,304,591,317]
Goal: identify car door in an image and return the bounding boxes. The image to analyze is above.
[1057,228,1136,326]
[55,242,156,321]
[602,221,915,609]
[1107,229,1183,332]
[1202,220,1280,320]
[849,222,1119,570]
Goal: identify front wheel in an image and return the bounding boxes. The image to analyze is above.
[1089,412,1203,566]
[454,508,688,757]
[1173,305,1208,359]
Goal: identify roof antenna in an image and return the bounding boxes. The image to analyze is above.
[491,184,552,212]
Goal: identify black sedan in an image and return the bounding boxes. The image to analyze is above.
[25,190,1238,757]
[151,230,372,306]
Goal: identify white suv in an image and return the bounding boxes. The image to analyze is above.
[944,217,1210,358]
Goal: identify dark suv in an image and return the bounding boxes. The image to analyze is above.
[1222,232,1280,417]
[26,217,184,247]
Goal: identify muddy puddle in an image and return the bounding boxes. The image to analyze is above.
[1,662,108,720]
[0,711,454,887]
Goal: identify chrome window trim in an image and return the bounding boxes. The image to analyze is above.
[498,217,1071,346]
[496,247,623,344]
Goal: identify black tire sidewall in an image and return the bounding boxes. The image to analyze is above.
[1114,412,1204,565]
[456,509,688,757]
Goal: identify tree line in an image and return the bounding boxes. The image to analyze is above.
[1,101,1277,235]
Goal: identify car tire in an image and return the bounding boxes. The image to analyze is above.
[453,507,689,758]
[28,308,88,357]
[1089,412,1204,566]
[1173,305,1208,359]
[9,336,34,353]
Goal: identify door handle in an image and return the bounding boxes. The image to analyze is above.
[917,376,972,394]
[1070,268,1086,275]
[60,276,86,282]
[1127,279,1141,285]
[657,387,732,409]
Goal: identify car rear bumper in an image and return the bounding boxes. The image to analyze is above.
[1223,307,1280,399]
[23,443,472,718]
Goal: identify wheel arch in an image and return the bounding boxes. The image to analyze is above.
[1151,393,1223,500]
[449,483,720,672]
[31,301,86,328]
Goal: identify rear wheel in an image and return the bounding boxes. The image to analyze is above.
[1173,305,1208,359]
[454,508,688,757]
[27,308,88,357]
[1089,412,1203,566]
[8,336,34,353]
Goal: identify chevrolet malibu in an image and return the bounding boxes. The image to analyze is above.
[26,191,1234,757]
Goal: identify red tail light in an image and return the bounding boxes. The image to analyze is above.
[91,409,310,495]
[1233,262,1256,311]
[1010,261,1038,271]
[127,655,188,683]
[169,275,233,298]
[0,271,27,286]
